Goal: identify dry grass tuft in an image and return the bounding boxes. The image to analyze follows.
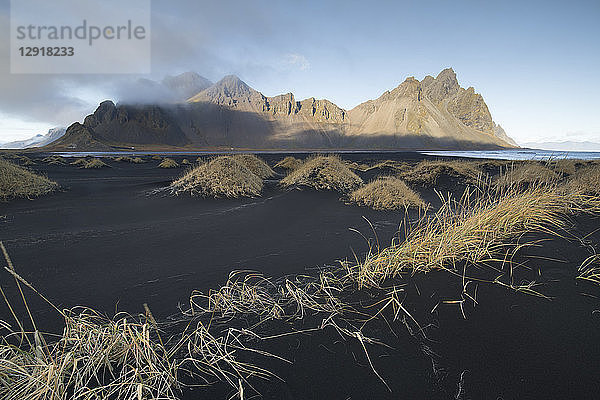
[563,164,600,195]
[158,158,179,168]
[14,156,36,166]
[0,158,58,200]
[70,158,88,167]
[345,159,408,173]
[367,160,410,172]
[400,160,482,185]
[577,255,600,286]
[495,162,560,190]
[274,156,303,171]
[181,158,191,166]
[114,156,145,164]
[189,270,346,322]
[348,176,426,210]
[347,184,596,288]
[345,161,371,172]
[230,154,274,179]
[171,156,263,198]
[0,244,285,399]
[551,159,580,175]
[82,158,109,169]
[0,306,179,400]
[151,155,163,160]
[281,155,363,193]
[41,156,66,166]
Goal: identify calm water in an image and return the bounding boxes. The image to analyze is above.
[48,148,600,160]
[422,149,600,160]
[49,150,405,158]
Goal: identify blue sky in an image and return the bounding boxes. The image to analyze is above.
[1,0,599,144]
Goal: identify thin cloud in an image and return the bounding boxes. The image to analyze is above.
[281,53,311,71]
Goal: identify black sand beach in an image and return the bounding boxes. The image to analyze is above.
[0,153,427,327]
[1,152,600,399]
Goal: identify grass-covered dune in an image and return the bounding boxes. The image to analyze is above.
[70,158,89,167]
[348,176,426,210]
[0,158,58,200]
[158,158,179,168]
[399,159,483,185]
[564,163,600,195]
[495,162,559,189]
[114,156,145,163]
[231,154,275,179]
[274,156,303,171]
[81,158,110,169]
[41,156,67,165]
[171,154,270,198]
[68,157,110,169]
[281,155,363,192]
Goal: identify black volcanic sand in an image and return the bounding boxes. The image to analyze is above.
[1,152,600,399]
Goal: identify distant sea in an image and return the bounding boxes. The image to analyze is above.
[421,149,600,160]
[47,148,600,161]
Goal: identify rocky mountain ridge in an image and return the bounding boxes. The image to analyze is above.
[188,75,348,124]
[47,68,517,151]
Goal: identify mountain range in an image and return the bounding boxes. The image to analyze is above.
[0,127,66,149]
[47,68,517,151]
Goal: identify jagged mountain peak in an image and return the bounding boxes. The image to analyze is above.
[421,75,435,85]
[84,100,117,128]
[424,67,460,103]
[187,74,265,107]
[384,78,421,101]
[162,72,212,99]
[347,67,516,144]
[99,99,116,108]
[163,71,206,83]
[436,67,457,79]
[212,75,252,94]
[218,74,245,84]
